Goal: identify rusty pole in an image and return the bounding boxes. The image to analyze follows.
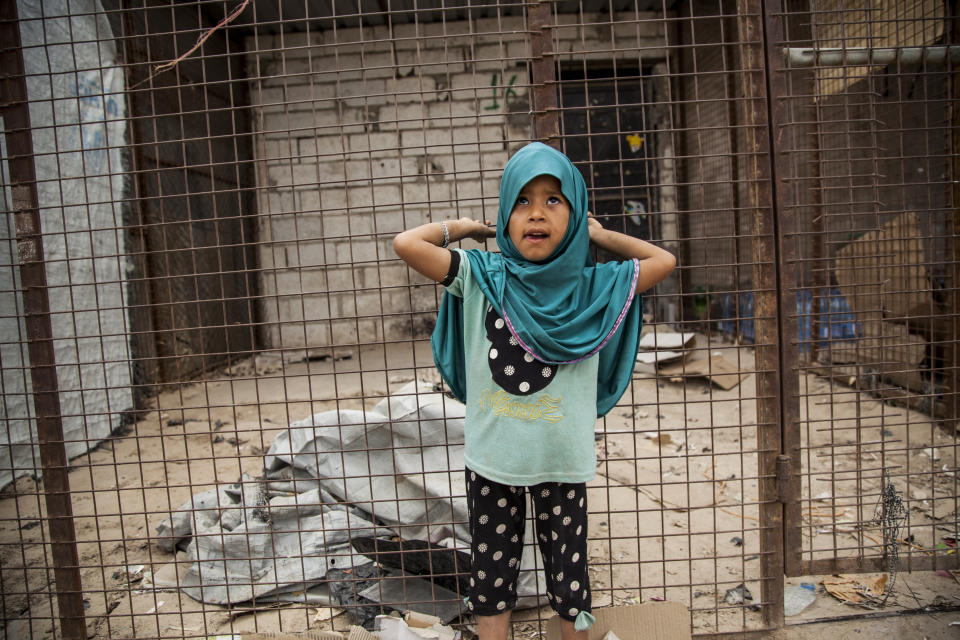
[737,0,787,626]
[529,1,559,147]
[0,4,87,638]
[949,0,960,431]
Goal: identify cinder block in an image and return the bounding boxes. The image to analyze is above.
[371,157,404,180]
[282,109,341,133]
[330,292,358,318]
[427,98,480,122]
[343,159,373,182]
[274,55,312,76]
[401,129,452,151]
[450,72,486,91]
[270,161,346,187]
[371,208,406,235]
[335,77,387,99]
[326,265,356,291]
[289,240,325,268]
[303,321,332,347]
[340,50,395,77]
[321,213,350,237]
[379,102,429,131]
[298,135,346,160]
[389,75,438,103]
[258,243,278,271]
[264,138,296,162]
[254,86,286,107]
[349,236,381,263]
[355,265,383,289]
[380,263,411,288]
[409,283,442,312]
[506,40,530,60]
[298,266,328,293]
[401,180,453,206]
[347,131,400,154]
[396,47,467,75]
[356,318,384,344]
[302,293,334,322]
[284,82,335,107]
[452,124,506,152]
[301,185,346,211]
[273,269,306,295]
[262,189,295,214]
[344,211,376,236]
[354,290,383,315]
[382,286,414,312]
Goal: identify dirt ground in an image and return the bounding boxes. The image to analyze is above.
[1,334,957,639]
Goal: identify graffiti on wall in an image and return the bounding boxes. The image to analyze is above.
[483,72,519,111]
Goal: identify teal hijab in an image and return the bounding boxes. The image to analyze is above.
[431,142,643,416]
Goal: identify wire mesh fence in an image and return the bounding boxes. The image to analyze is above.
[0,0,956,639]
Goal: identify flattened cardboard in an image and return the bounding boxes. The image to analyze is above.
[545,602,691,640]
[833,212,930,321]
[658,354,748,390]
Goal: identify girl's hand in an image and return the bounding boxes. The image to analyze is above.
[457,217,496,243]
[587,212,605,242]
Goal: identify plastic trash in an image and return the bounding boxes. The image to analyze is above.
[784,585,817,616]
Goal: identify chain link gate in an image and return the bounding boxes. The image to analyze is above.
[0,1,957,639]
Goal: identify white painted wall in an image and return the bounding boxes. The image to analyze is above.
[246,14,665,354]
[0,0,133,487]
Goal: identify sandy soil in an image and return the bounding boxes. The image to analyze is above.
[1,335,957,639]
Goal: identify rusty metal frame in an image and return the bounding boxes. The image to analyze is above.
[736,0,787,627]
[529,1,560,145]
[0,2,87,637]
[0,2,957,638]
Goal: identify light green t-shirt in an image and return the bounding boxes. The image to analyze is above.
[444,249,599,486]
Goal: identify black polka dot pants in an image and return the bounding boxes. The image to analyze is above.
[465,468,591,622]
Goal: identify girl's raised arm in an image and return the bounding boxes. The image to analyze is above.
[587,214,676,294]
[393,218,495,283]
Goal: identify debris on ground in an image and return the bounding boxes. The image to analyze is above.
[376,612,460,640]
[821,574,888,606]
[635,331,694,369]
[153,380,546,611]
[723,583,752,606]
[658,353,748,390]
[783,584,817,616]
[328,564,390,629]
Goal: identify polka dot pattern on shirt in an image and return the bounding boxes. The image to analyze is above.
[484,305,557,396]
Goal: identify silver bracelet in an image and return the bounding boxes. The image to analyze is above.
[440,221,450,248]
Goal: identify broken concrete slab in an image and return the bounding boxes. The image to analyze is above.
[639,330,696,351]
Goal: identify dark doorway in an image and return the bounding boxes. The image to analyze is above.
[559,63,658,246]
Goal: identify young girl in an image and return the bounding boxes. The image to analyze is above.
[393,142,675,640]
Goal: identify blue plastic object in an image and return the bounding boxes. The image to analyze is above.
[714,289,860,347]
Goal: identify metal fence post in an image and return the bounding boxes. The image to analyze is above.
[0,4,87,638]
[736,0,786,627]
[529,1,559,147]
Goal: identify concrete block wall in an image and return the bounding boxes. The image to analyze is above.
[246,12,665,353]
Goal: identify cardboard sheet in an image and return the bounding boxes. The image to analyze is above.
[658,354,748,390]
[546,602,691,640]
[833,212,931,321]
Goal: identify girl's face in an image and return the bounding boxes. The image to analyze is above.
[507,174,570,262]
